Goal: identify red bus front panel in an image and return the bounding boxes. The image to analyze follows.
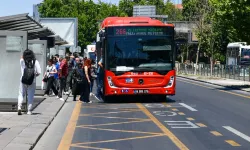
[104,70,176,96]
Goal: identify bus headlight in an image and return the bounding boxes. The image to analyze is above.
[107,76,116,88]
[166,76,174,88]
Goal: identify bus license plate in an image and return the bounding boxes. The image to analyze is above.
[134,90,149,94]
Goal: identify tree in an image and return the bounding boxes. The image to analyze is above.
[39,0,122,50]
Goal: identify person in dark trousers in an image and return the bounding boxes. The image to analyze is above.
[43,59,58,97]
[72,58,84,101]
[80,58,92,103]
[95,57,104,101]
[58,58,68,101]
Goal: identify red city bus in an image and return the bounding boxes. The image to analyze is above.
[96,17,176,101]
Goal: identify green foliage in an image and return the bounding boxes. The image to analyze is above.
[39,0,183,50]
[39,0,122,49]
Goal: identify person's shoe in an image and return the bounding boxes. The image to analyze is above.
[27,111,32,115]
[17,109,22,115]
[88,101,93,103]
[56,96,60,99]
[60,98,65,101]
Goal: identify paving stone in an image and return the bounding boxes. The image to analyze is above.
[3,143,32,150]
[11,136,37,145]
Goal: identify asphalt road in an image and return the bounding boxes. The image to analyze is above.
[35,77,250,150]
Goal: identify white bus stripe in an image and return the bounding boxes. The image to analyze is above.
[179,103,198,111]
[223,126,250,143]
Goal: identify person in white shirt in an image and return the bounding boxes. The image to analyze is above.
[18,49,41,115]
[43,59,59,97]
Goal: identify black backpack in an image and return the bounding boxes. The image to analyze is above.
[21,59,36,85]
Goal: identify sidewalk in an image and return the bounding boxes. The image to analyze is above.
[0,94,70,150]
[178,74,250,92]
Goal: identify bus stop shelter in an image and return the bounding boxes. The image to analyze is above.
[0,13,56,112]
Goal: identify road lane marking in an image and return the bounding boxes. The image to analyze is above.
[165,121,199,129]
[77,126,165,135]
[72,134,165,145]
[84,115,149,120]
[79,110,140,116]
[225,140,241,146]
[76,120,151,127]
[57,101,82,150]
[186,118,195,121]
[137,103,189,150]
[153,111,177,116]
[179,103,198,111]
[172,108,179,111]
[179,79,250,99]
[196,123,207,127]
[210,131,223,136]
[71,145,115,150]
[178,112,185,115]
[223,126,250,143]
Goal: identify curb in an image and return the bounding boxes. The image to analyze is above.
[177,75,250,92]
[30,94,71,150]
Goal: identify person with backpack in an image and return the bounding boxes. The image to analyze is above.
[18,49,41,115]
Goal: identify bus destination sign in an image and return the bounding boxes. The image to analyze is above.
[113,27,169,36]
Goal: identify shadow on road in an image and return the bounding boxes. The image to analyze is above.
[100,95,176,104]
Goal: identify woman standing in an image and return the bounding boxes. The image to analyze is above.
[18,49,41,115]
[43,59,58,97]
[80,59,92,103]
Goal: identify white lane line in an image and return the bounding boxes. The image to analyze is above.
[223,126,250,143]
[179,103,198,111]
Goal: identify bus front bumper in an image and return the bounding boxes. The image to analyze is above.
[105,87,175,96]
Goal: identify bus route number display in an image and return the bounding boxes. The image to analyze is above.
[114,27,166,36]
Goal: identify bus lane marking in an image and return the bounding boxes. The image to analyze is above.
[196,123,207,127]
[179,103,198,111]
[165,121,200,129]
[210,131,223,136]
[153,111,177,117]
[137,103,189,150]
[225,140,241,146]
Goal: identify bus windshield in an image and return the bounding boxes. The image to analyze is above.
[107,36,173,72]
[106,26,174,73]
[241,48,250,64]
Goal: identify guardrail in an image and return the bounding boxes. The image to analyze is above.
[176,63,250,81]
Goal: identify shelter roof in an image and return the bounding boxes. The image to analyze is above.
[0,13,60,41]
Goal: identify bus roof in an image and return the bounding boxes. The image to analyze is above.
[101,17,174,29]
[227,42,247,47]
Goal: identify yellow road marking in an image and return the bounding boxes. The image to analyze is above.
[136,103,189,150]
[82,106,139,111]
[57,101,82,150]
[210,131,222,136]
[196,123,207,127]
[72,134,165,145]
[179,79,250,99]
[186,118,195,121]
[71,145,115,150]
[178,112,185,115]
[85,115,149,121]
[79,110,140,116]
[165,104,171,107]
[76,120,151,127]
[77,126,165,135]
[225,140,241,146]
[172,108,179,111]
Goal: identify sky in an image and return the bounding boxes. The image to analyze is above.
[0,0,181,17]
